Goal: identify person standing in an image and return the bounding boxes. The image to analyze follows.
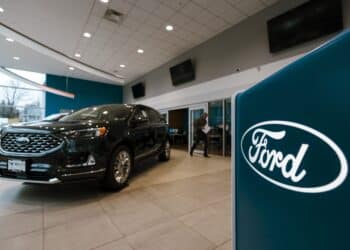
[190,112,209,157]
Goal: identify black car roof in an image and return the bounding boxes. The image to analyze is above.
[88,104,154,111]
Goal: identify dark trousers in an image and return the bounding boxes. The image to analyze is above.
[190,130,208,156]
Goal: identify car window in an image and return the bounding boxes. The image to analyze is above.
[133,109,148,122]
[60,105,131,122]
[146,108,161,123]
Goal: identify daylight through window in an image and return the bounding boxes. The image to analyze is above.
[0,69,46,127]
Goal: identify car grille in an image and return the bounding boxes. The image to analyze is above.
[0,133,63,155]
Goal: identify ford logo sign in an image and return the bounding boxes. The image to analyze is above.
[240,120,348,193]
[15,136,30,145]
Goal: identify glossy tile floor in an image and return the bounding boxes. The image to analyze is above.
[0,150,232,250]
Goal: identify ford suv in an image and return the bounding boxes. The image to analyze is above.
[0,104,170,190]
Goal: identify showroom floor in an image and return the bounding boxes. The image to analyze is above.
[0,150,232,250]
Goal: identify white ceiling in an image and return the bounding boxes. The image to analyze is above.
[0,0,279,85]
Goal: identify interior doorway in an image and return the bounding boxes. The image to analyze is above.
[189,104,208,154]
[168,108,189,151]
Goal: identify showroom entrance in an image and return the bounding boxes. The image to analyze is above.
[168,108,189,151]
[160,98,231,157]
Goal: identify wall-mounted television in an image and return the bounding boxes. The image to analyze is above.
[267,0,343,53]
[170,59,195,86]
[132,82,145,99]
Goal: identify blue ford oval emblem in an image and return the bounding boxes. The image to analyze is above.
[15,137,30,145]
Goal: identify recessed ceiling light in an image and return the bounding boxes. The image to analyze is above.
[120,64,126,68]
[137,49,144,54]
[13,56,20,60]
[6,38,14,42]
[68,66,75,71]
[0,7,4,13]
[74,53,81,58]
[165,25,174,31]
[83,32,91,38]
[100,0,109,3]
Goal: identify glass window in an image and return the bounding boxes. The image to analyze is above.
[146,108,161,123]
[208,100,223,155]
[133,108,148,122]
[0,69,46,127]
[161,113,167,123]
[224,98,232,156]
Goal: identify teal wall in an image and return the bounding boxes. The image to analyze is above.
[45,74,123,115]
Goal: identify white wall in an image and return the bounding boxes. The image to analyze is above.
[134,54,303,110]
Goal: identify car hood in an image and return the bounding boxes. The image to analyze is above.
[4,120,108,133]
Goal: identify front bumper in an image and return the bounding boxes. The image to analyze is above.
[0,177,61,184]
[0,142,108,184]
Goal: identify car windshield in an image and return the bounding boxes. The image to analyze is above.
[43,113,67,121]
[60,106,131,122]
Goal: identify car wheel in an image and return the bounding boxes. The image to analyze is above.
[159,138,171,161]
[103,145,133,190]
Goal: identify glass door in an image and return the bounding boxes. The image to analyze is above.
[160,110,168,124]
[208,100,224,156]
[224,98,232,156]
[188,104,208,153]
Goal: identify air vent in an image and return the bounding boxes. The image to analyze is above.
[104,9,124,24]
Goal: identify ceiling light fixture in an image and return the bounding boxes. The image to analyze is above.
[69,66,75,71]
[100,0,109,3]
[13,56,20,60]
[0,7,4,13]
[120,64,125,68]
[137,49,144,54]
[165,25,174,31]
[74,53,81,58]
[83,32,91,38]
[6,38,14,42]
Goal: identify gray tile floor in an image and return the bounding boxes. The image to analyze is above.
[0,150,232,250]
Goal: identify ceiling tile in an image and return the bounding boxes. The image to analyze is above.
[91,1,108,17]
[194,0,245,24]
[233,0,265,16]
[135,0,160,13]
[160,0,191,11]
[99,19,118,33]
[153,4,176,20]
[260,0,279,6]
[109,0,134,15]
[123,17,141,31]
[168,12,192,27]
[146,15,165,29]
[128,7,150,23]
[181,2,204,18]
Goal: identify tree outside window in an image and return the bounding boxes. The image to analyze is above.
[0,69,45,127]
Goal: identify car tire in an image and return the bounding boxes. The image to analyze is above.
[103,145,133,190]
[159,138,171,162]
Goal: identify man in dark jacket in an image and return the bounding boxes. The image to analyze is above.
[190,112,209,157]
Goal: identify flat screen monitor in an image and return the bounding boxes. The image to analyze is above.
[170,59,195,86]
[132,82,145,99]
[267,0,343,53]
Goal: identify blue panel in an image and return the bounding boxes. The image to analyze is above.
[235,30,350,250]
[45,74,123,115]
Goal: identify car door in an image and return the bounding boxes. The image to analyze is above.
[146,108,166,152]
[129,107,153,158]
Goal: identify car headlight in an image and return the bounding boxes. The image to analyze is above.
[63,127,107,138]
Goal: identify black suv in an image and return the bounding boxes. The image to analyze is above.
[0,104,170,190]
